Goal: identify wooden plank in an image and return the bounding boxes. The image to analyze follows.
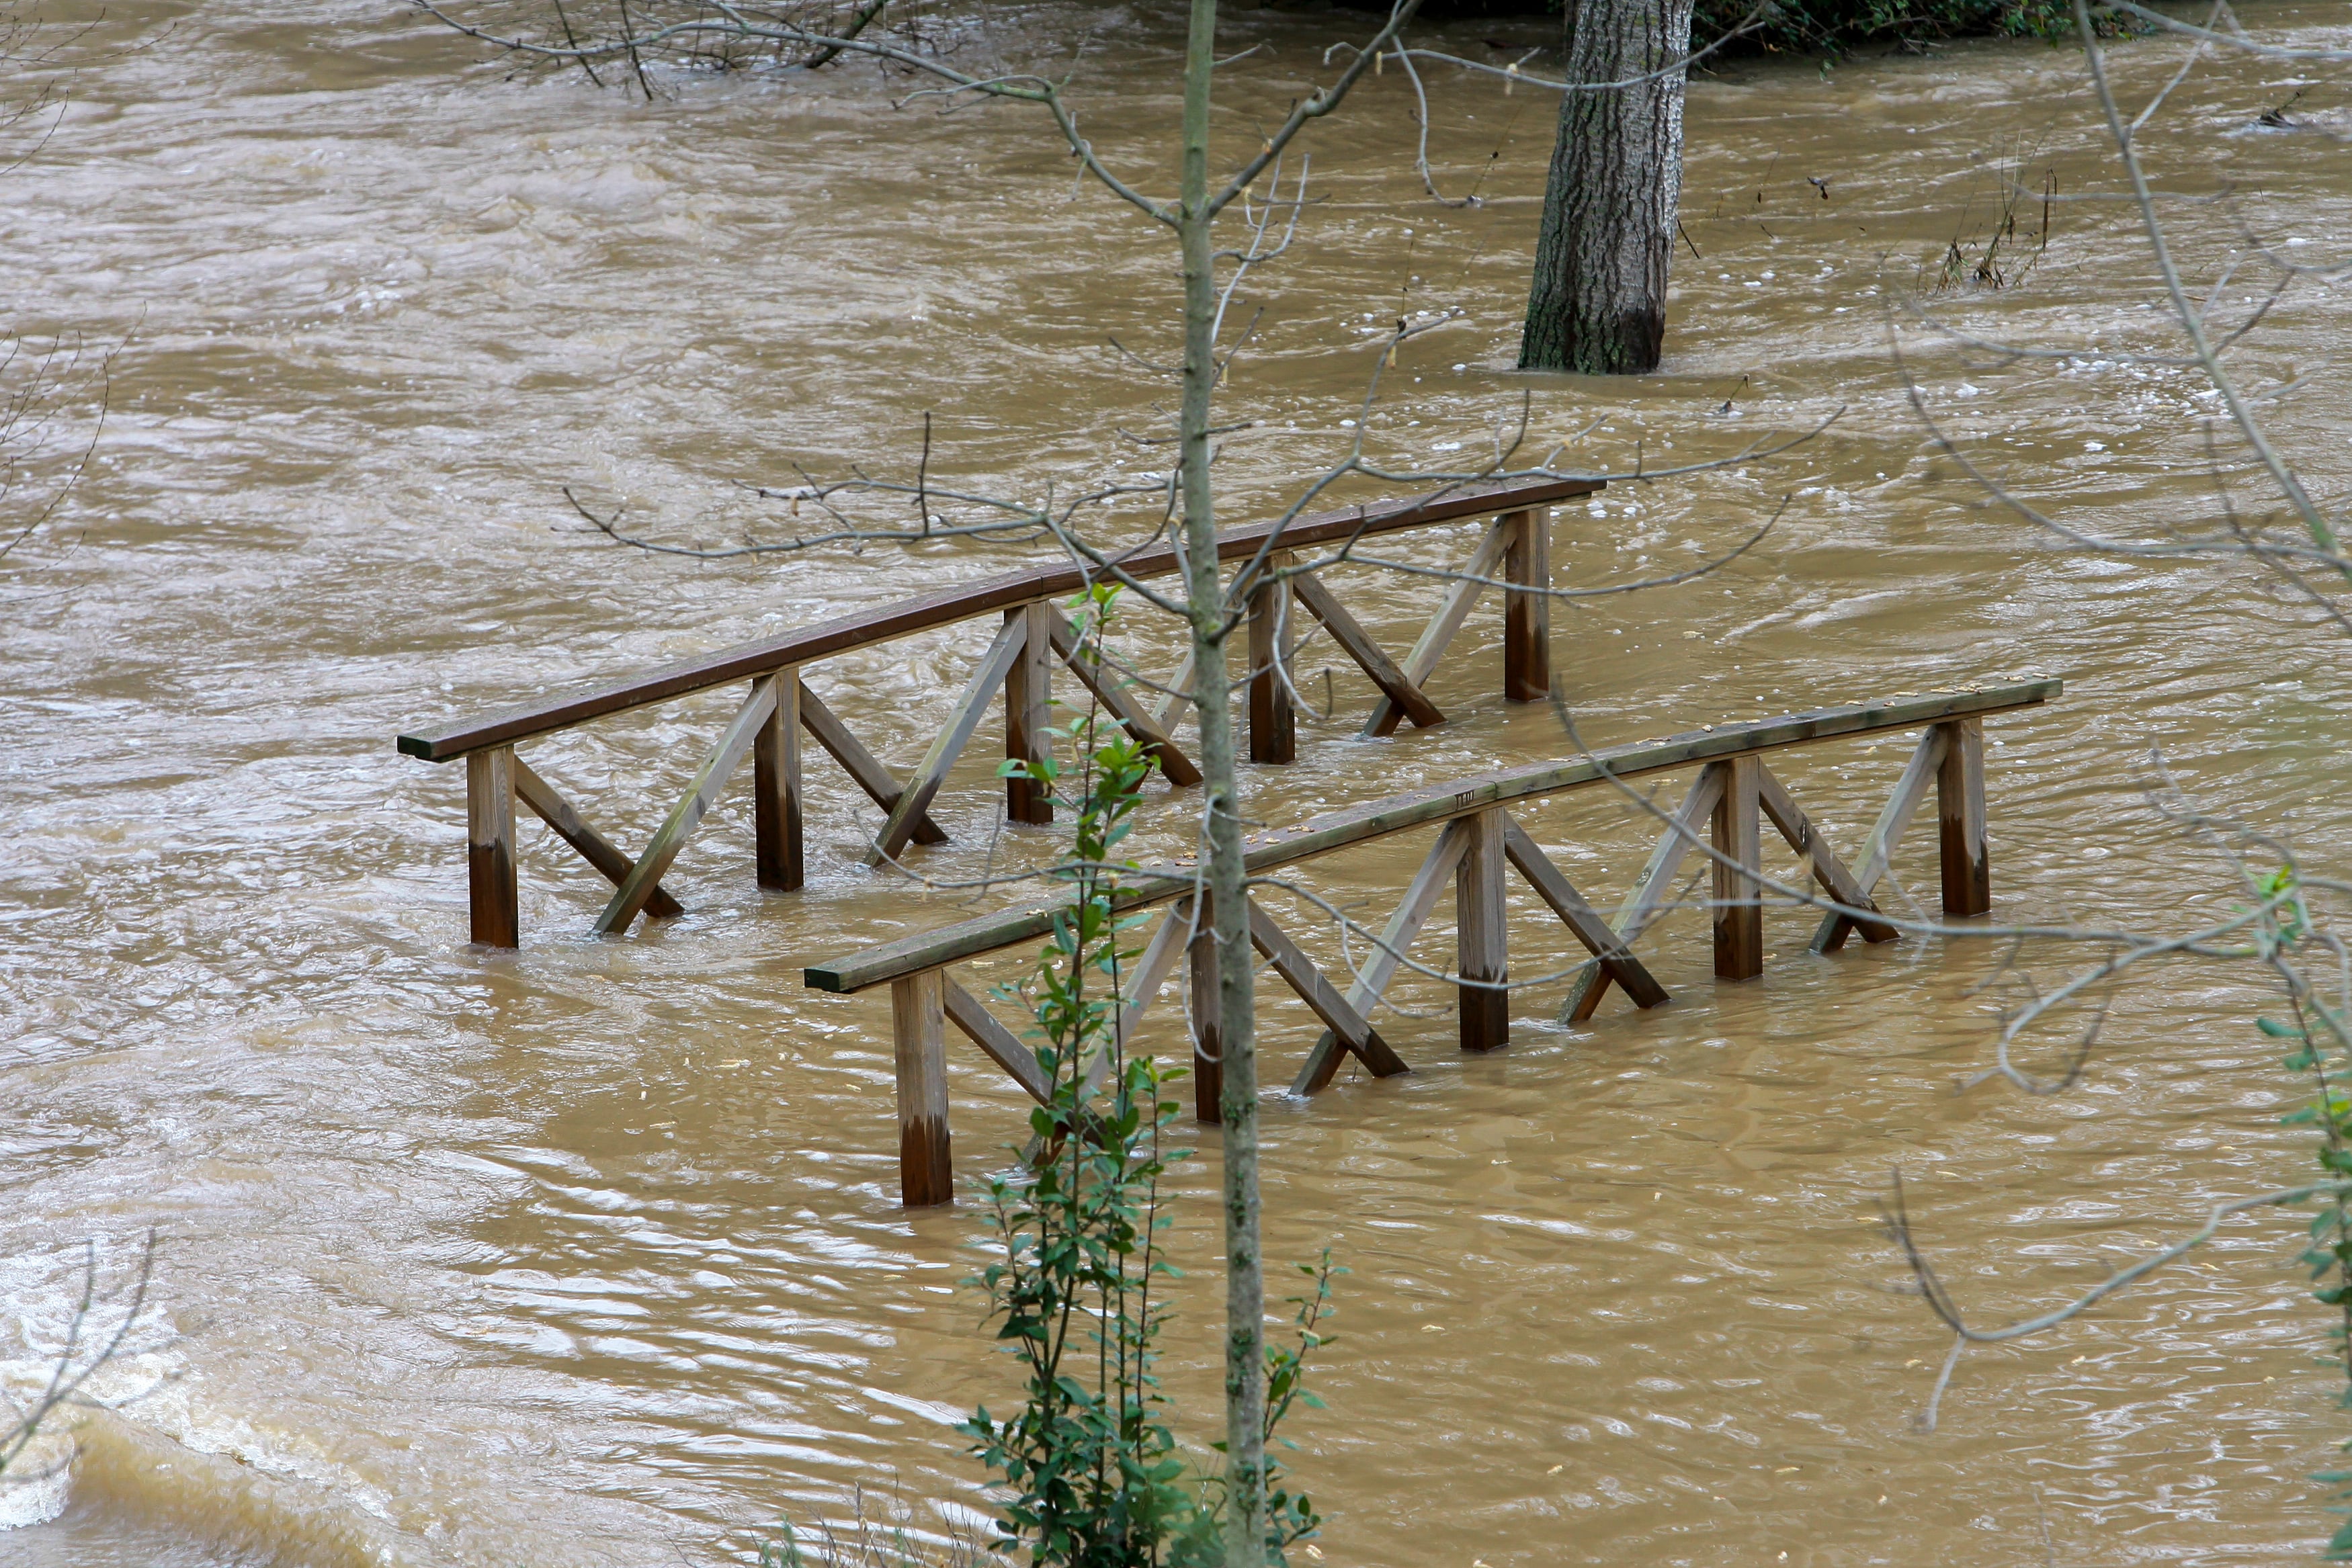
[807,681,2060,994]
[593,674,782,937]
[753,668,804,891]
[1289,569,1444,729]
[1712,754,1764,982]
[1501,818,1667,1008]
[798,683,948,847]
[943,977,1052,1106]
[1363,515,1514,738]
[1245,900,1411,1078]
[467,746,518,949]
[511,756,684,920]
[892,969,953,1206]
[1187,909,1223,1125]
[1810,725,1950,953]
[1003,603,1053,826]
[1564,764,1728,1020]
[399,478,1603,761]
[1458,806,1510,1052]
[1247,556,1296,765]
[1150,648,1196,730]
[1501,508,1550,703]
[1754,763,1895,944]
[1937,717,1990,916]
[865,616,1026,867]
[1046,610,1203,787]
[1293,821,1465,1094]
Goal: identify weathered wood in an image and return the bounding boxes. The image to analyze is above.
[753,668,804,891]
[511,756,684,919]
[1017,902,1197,1166]
[1810,725,1950,953]
[891,969,953,1206]
[1363,516,1515,738]
[1289,569,1445,729]
[593,674,782,937]
[1293,820,1465,1094]
[1247,556,1297,765]
[1712,754,1765,981]
[865,616,1027,867]
[400,479,1602,762]
[1245,901,1411,1079]
[1046,610,1203,787]
[798,684,949,847]
[1003,603,1053,826]
[1755,763,1895,945]
[808,682,2060,994]
[1187,909,1224,1125]
[1501,818,1667,1008]
[1501,509,1552,702]
[943,977,1052,1106]
[1458,806,1511,1052]
[467,746,518,949]
[1564,763,1726,1020]
[1150,648,1196,731]
[1937,717,1990,917]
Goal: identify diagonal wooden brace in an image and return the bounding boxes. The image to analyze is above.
[1290,569,1444,729]
[594,673,782,936]
[1501,818,1667,1008]
[1755,763,1896,945]
[1046,609,1203,786]
[797,683,948,847]
[1292,821,1464,1094]
[1247,899,1411,1081]
[866,616,1027,867]
[513,756,683,920]
[1809,725,1949,953]
[942,977,1052,1106]
[1563,763,1729,1020]
[1362,515,1513,738]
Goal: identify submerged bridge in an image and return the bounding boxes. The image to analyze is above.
[393,476,2059,1207]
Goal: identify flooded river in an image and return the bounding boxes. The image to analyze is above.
[5,1,2352,1563]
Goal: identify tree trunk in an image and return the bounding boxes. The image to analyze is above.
[1175,0,1268,1561]
[1519,0,1695,375]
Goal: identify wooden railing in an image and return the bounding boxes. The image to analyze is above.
[396,477,1601,947]
[801,681,2062,1205]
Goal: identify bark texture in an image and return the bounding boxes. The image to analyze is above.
[1519,0,1696,374]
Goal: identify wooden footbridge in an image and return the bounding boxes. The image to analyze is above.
[804,680,2057,1205]
[396,478,1596,947]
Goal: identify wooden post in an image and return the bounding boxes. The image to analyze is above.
[467,746,518,949]
[1712,754,1764,981]
[1005,603,1053,824]
[1247,558,1296,765]
[1502,508,1551,702]
[754,668,804,891]
[1187,904,1223,1124]
[1458,806,1509,1051]
[891,969,953,1205]
[1936,717,1990,916]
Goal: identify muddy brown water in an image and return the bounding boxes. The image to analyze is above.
[5,1,2352,1563]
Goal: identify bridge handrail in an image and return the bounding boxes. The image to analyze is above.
[802,679,2062,994]
[396,477,1599,763]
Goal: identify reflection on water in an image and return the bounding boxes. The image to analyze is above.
[3,1,2351,1563]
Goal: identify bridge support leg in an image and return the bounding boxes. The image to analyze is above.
[1936,717,1990,916]
[1502,508,1550,702]
[755,668,804,891]
[1005,603,1054,824]
[1713,754,1764,981]
[1459,807,1510,1051]
[892,969,953,1206]
[1248,558,1296,765]
[467,745,518,949]
[1188,907,1224,1124]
